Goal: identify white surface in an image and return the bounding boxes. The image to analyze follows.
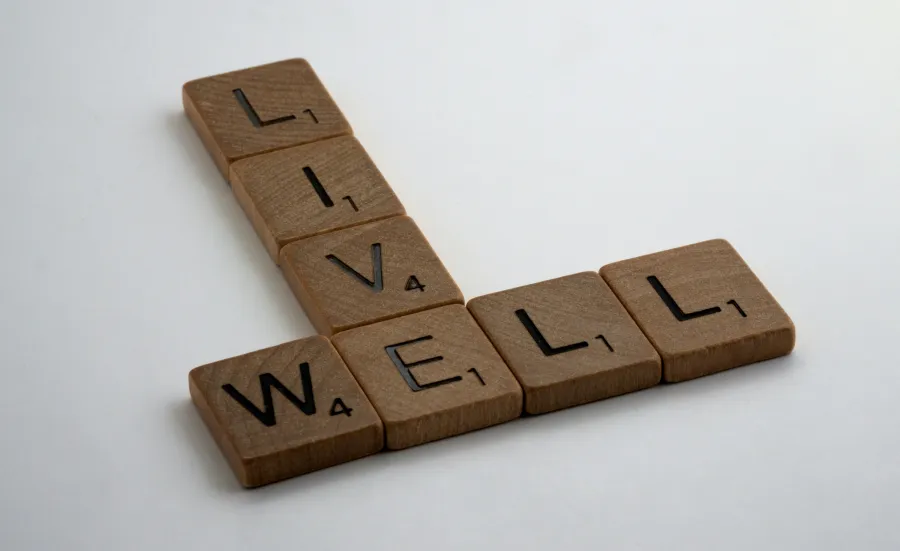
[1,1,899,549]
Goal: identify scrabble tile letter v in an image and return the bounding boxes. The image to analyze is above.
[189,336,383,487]
[281,216,464,336]
[183,59,352,178]
[601,239,795,382]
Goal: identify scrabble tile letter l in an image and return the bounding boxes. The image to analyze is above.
[600,239,795,383]
[468,272,661,414]
[333,305,523,449]
[183,59,352,178]
[188,336,383,487]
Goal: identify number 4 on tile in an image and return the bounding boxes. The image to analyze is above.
[329,398,353,417]
[405,276,425,292]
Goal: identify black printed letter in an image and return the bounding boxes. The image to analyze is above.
[385,336,462,392]
[303,166,334,208]
[232,88,296,128]
[647,275,721,321]
[326,243,384,291]
[221,362,316,427]
[515,309,588,356]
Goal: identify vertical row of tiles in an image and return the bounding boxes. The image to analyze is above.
[184,59,521,486]
[184,59,392,487]
[184,59,795,488]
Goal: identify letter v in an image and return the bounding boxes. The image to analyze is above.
[326,243,384,291]
[221,362,317,427]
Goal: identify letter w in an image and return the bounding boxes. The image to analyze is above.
[221,363,317,427]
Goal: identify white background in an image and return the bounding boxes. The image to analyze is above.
[1,1,898,549]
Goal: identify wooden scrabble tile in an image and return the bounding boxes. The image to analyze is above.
[281,216,464,336]
[188,336,383,488]
[183,58,352,178]
[468,272,661,414]
[600,239,795,383]
[230,136,405,263]
[332,305,522,449]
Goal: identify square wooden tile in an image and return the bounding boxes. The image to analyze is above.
[183,58,352,178]
[280,216,464,336]
[188,336,383,488]
[600,239,795,383]
[230,136,405,263]
[468,272,661,414]
[332,305,522,449]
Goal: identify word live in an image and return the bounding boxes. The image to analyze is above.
[183,59,796,488]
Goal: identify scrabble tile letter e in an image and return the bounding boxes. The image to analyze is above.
[333,305,522,449]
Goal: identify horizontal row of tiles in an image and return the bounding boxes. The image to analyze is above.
[190,239,795,488]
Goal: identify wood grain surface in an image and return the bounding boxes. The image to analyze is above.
[188,336,383,488]
[280,216,464,336]
[600,239,795,383]
[182,58,352,178]
[468,272,661,414]
[230,136,405,263]
[332,305,523,450]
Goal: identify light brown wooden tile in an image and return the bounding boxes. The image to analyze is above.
[600,239,795,383]
[468,272,661,415]
[230,136,405,263]
[183,58,352,178]
[332,305,522,449]
[188,336,383,488]
[280,216,464,336]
